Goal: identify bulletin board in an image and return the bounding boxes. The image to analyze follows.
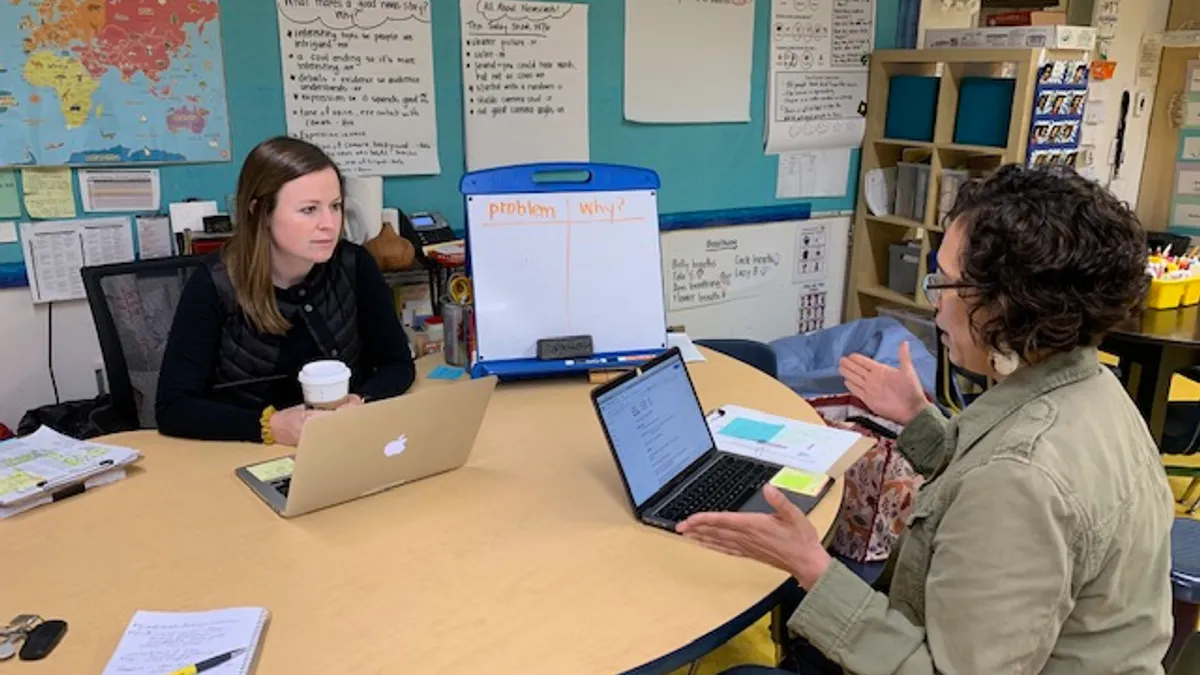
[1170,60,1200,235]
[0,0,900,288]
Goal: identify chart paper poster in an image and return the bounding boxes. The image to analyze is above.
[0,0,232,166]
[624,0,755,123]
[460,0,590,171]
[765,0,874,153]
[277,0,440,176]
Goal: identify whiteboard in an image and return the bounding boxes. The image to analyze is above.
[467,189,667,362]
[660,216,851,343]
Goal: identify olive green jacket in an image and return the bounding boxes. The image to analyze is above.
[790,347,1175,674]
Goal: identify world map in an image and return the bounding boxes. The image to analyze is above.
[0,0,231,167]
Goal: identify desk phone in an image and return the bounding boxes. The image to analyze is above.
[410,211,457,247]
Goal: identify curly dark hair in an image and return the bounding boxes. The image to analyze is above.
[945,164,1148,358]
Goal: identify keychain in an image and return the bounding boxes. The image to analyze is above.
[0,614,66,661]
[0,614,40,661]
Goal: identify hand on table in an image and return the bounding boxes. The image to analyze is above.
[839,341,927,426]
[269,404,331,446]
[677,485,832,590]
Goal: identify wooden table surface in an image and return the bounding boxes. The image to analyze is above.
[4,348,842,674]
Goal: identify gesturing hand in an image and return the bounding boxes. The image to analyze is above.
[839,341,927,426]
[676,485,832,590]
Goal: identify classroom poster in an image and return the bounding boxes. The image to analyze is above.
[1170,61,1200,234]
[623,0,755,123]
[460,0,590,171]
[765,0,875,153]
[276,0,440,176]
[1026,60,1088,170]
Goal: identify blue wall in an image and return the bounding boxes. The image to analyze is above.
[3,0,897,250]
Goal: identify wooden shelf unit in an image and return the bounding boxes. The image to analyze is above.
[846,47,1086,322]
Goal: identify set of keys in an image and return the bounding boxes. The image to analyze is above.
[0,614,67,662]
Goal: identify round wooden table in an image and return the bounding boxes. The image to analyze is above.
[1103,306,1200,443]
[6,349,842,674]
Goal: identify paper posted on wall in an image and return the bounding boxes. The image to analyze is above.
[19,217,134,302]
[765,0,874,154]
[776,149,851,199]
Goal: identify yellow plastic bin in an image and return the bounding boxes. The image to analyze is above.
[1147,277,1187,309]
[1184,276,1200,306]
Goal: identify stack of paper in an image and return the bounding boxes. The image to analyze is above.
[102,607,270,675]
[707,404,873,476]
[0,427,140,518]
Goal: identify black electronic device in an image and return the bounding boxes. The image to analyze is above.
[18,619,66,661]
[408,211,457,247]
[537,335,594,361]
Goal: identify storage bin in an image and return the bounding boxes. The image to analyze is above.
[888,241,922,296]
[877,306,938,356]
[1147,277,1187,309]
[894,162,930,221]
[885,76,939,142]
[953,77,1016,147]
[1185,277,1200,306]
[938,169,970,224]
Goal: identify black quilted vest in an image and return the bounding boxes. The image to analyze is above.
[205,243,362,408]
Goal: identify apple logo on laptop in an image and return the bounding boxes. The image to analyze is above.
[384,434,408,457]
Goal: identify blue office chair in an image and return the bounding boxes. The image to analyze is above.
[693,339,778,379]
[1169,517,1200,670]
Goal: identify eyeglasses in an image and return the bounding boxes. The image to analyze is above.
[921,273,974,304]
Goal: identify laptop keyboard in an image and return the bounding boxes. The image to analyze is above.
[655,455,777,523]
[271,477,292,497]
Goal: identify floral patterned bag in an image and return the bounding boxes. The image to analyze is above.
[807,394,925,563]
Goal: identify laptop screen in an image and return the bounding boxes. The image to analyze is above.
[594,353,714,507]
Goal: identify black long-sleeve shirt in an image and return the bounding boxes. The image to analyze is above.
[156,246,416,442]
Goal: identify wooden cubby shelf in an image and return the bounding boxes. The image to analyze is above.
[847,47,1089,323]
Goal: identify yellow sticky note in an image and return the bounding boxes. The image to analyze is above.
[769,468,827,497]
[0,470,42,498]
[247,457,295,482]
[21,167,77,219]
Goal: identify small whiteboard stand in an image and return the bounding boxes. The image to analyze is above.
[460,163,668,380]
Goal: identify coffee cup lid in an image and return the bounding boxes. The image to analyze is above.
[299,360,351,385]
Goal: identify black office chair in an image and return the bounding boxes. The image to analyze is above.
[693,338,778,379]
[81,255,206,432]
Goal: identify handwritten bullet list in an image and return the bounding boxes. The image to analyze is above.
[460,0,590,170]
[277,1,440,176]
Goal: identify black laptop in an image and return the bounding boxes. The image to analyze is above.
[590,347,830,532]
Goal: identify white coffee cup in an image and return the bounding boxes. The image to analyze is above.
[298,360,352,409]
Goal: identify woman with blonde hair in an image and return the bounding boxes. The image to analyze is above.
[157,136,415,446]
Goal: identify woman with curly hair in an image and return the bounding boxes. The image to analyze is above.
[682,165,1175,674]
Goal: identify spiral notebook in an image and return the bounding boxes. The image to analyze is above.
[101,607,269,675]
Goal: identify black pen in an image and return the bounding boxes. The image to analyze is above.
[163,647,246,675]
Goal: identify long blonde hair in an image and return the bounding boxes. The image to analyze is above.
[222,136,342,335]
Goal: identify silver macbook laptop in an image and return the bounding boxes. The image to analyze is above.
[236,375,497,518]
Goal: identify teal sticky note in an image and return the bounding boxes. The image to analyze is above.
[428,364,465,380]
[720,417,784,443]
[0,170,19,218]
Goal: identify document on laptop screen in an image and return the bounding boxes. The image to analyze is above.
[595,356,712,506]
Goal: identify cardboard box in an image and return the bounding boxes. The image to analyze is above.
[923,28,984,49]
[1008,26,1096,50]
[922,28,1009,49]
[923,26,1095,51]
[984,10,1067,26]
